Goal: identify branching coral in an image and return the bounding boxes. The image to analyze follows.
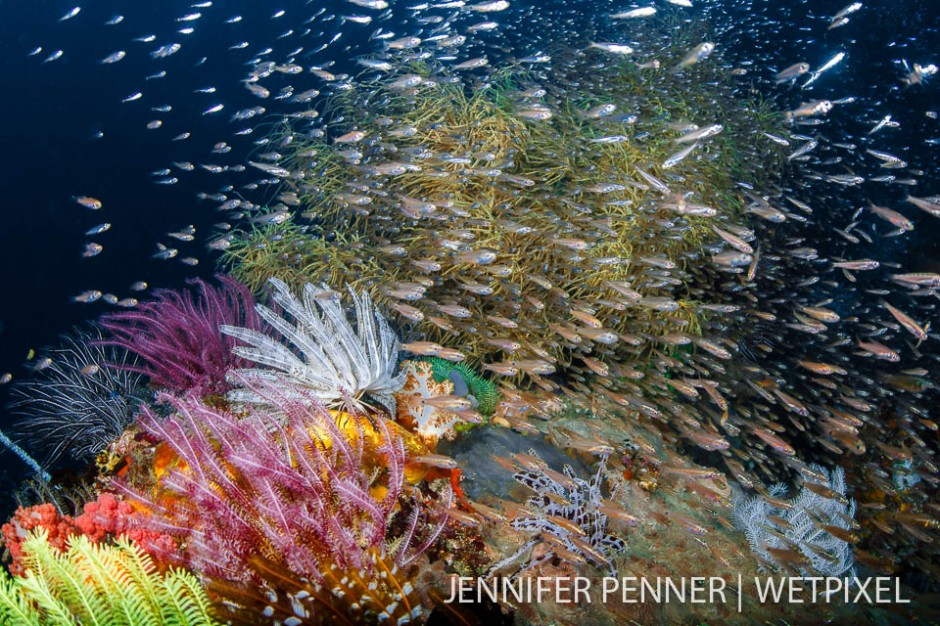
[394,360,460,449]
[98,275,261,397]
[221,277,404,414]
[221,57,782,387]
[7,328,147,467]
[511,456,626,576]
[221,222,365,295]
[733,464,857,577]
[0,530,219,626]
[115,382,450,623]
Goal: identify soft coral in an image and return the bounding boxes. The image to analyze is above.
[1,493,176,576]
[1,503,74,576]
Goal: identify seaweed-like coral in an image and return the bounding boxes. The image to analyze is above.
[221,277,404,413]
[733,465,857,577]
[98,275,261,397]
[116,382,449,623]
[7,328,147,467]
[0,530,219,626]
[221,222,343,295]
[221,58,782,386]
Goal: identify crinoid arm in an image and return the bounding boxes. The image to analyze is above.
[221,277,404,414]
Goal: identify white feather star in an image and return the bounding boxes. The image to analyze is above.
[220,278,404,413]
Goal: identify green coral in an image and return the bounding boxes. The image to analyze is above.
[420,357,500,417]
[0,530,220,626]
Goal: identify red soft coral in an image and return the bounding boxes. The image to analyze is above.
[1,503,76,576]
[72,492,133,541]
[2,494,178,576]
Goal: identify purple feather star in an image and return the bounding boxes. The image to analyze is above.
[97,274,261,396]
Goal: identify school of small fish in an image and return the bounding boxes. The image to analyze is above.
[18,0,940,586]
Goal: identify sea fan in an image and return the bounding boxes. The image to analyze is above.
[98,275,261,396]
[733,464,856,577]
[7,328,147,468]
[0,530,219,626]
[221,277,404,413]
[116,380,448,588]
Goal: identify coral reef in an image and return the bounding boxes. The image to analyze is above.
[0,530,219,626]
[733,465,857,577]
[3,8,938,625]
[7,328,147,468]
[98,275,261,397]
[214,33,940,599]
[115,383,452,622]
[221,59,781,386]
[70,492,177,555]
[209,547,425,626]
[13,477,97,518]
[1,504,74,577]
[221,277,404,414]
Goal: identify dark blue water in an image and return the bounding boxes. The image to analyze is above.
[0,0,409,510]
[0,0,270,498]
